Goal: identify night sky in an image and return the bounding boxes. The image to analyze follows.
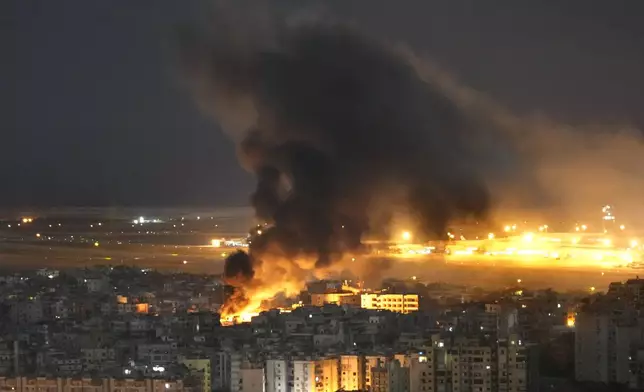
[4,0,644,208]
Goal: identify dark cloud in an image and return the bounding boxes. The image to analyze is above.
[180,13,514,289]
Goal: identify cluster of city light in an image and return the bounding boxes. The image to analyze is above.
[503,224,518,233]
[445,227,642,268]
[132,216,163,224]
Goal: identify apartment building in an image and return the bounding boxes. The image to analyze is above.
[339,355,364,391]
[575,308,644,384]
[265,359,288,392]
[292,360,316,392]
[0,377,186,392]
[361,294,419,314]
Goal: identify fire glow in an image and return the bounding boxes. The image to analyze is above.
[446,231,641,269]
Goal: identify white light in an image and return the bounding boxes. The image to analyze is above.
[124,369,131,375]
[165,383,170,389]
[48,275,54,279]
[486,365,491,370]
[183,260,188,264]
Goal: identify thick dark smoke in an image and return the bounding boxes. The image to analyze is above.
[179,15,509,288]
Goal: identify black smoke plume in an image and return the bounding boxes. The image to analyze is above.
[179,15,506,288]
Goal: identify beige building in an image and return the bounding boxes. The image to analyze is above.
[397,333,535,392]
[365,355,388,389]
[315,358,339,392]
[361,294,419,314]
[0,377,187,392]
[310,293,360,307]
[230,352,264,392]
[339,355,364,391]
[292,360,316,392]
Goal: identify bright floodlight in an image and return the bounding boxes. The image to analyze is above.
[401,231,411,241]
[211,239,221,248]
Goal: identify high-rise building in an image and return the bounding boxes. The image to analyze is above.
[265,359,288,392]
[231,353,265,392]
[365,355,388,389]
[371,359,409,392]
[339,355,364,391]
[212,351,231,391]
[575,308,641,384]
[292,360,316,392]
[315,358,339,392]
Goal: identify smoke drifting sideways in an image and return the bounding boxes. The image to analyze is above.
[179,12,644,315]
[179,17,508,311]
[431,70,644,224]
